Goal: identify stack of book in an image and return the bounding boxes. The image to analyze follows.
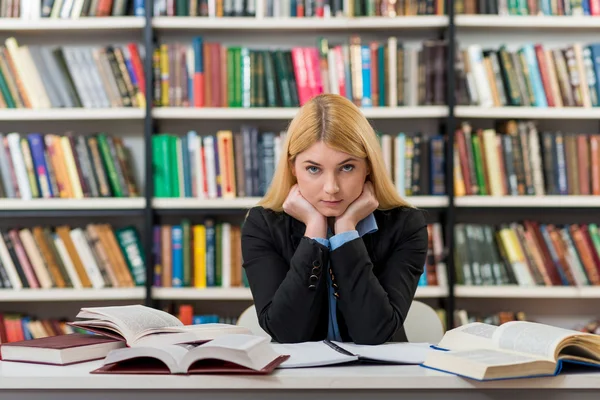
[0,133,139,200]
[456,43,600,108]
[454,121,600,197]
[0,38,145,109]
[0,224,145,289]
[152,36,448,108]
[3,0,145,18]
[454,221,600,287]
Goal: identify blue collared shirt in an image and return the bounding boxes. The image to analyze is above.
[312,213,379,341]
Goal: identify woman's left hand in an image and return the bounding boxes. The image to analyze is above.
[335,181,379,233]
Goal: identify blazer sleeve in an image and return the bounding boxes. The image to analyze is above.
[329,209,428,345]
[241,208,329,343]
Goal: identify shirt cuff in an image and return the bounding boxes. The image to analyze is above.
[312,237,330,248]
[330,230,359,251]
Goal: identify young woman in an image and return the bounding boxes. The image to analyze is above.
[241,94,428,345]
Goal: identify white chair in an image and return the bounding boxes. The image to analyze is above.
[236,304,271,338]
[237,300,445,344]
[403,300,445,344]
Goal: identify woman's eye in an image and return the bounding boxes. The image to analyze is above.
[306,166,320,174]
[341,164,354,172]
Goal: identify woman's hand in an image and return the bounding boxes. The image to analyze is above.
[335,181,379,233]
[283,184,327,238]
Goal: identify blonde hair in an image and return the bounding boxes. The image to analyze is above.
[257,94,413,212]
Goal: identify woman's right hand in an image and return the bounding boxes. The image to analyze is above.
[283,185,326,238]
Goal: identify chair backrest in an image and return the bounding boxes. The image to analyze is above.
[236,300,445,343]
[236,305,271,338]
[403,300,445,344]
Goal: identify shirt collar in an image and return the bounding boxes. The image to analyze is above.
[356,213,378,237]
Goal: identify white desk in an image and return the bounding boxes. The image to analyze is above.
[1,360,600,400]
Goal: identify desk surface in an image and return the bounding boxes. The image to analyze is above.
[1,360,600,391]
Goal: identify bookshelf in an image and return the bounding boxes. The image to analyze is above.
[0,109,145,121]
[152,106,449,120]
[152,15,449,30]
[4,0,600,333]
[0,17,145,31]
[455,15,600,29]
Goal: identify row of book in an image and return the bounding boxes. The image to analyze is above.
[455,0,600,15]
[0,38,145,109]
[152,220,246,288]
[152,218,446,288]
[379,133,446,196]
[454,309,527,327]
[0,133,138,200]
[456,43,600,108]
[153,129,283,199]
[153,0,445,17]
[2,0,145,19]
[175,304,238,326]
[0,315,82,343]
[454,222,600,287]
[152,37,446,108]
[0,225,145,290]
[454,121,600,197]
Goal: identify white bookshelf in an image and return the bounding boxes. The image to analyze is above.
[454,196,600,208]
[0,108,145,121]
[152,106,448,120]
[152,285,448,300]
[455,285,600,299]
[454,106,600,120]
[153,16,449,30]
[0,198,146,210]
[0,17,145,31]
[153,196,449,209]
[0,288,145,302]
[455,15,600,29]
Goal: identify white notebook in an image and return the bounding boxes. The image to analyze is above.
[272,340,433,369]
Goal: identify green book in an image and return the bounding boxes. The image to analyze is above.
[97,134,123,197]
[152,135,168,197]
[471,135,487,196]
[115,226,146,286]
[215,223,222,287]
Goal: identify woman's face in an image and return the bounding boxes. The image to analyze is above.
[292,141,369,217]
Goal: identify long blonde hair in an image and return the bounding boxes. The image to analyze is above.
[258,94,413,212]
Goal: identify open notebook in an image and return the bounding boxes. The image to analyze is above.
[421,321,600,381]
[271,340,432,368]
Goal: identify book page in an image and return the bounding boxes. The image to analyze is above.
[437,322,497,351]
[271,341,357,368]
[493,321,581,361]
[441,348,545,367]
[333,341,431,364]
[78,305,183,342]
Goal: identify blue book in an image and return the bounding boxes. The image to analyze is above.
[421,320,600,381]
[171,225,183,287]
[205,219,216,287]
[520,45,547,108]
[360,45,372,107]
[134,0,144,16]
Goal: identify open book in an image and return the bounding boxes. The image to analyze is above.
[68,305,250,347]
[272,340,432,368]
[91,334,289,375]
[422,321,600,381]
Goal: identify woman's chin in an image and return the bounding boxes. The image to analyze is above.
[315,206,346,218]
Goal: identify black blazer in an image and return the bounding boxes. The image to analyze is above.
[241,205,428,345]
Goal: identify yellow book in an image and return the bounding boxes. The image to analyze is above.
[60,136,84,199]
[160,44,169,107]
[482,129,504,196]
[453,142,466,196]
[193,224,207,289]
[46,135,72,198]
[216,130,236,199]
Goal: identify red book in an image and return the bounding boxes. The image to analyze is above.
[1,333,124,365]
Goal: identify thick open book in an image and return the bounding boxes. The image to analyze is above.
[68,305,250,347]
[271,340,431,368]
[91,334,289,375]
[422,321,600,381]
